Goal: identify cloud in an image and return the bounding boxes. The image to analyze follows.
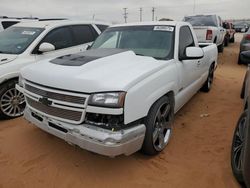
[0,0,249,23]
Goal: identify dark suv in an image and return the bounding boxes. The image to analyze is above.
[232,51,250,187]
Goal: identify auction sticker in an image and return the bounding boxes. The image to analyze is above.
[22,31,36,35]
[154,26,174,32]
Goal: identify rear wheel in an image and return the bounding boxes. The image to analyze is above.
[0,80,25,119]
[231,111,247,186]
[218,43,224,53]
[142,95,174,155]
[230,35,235,43]
[201,64,215,92]
[224,37,229,47]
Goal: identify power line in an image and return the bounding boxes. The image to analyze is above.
[123,8,128,23]
[139,7,142,22]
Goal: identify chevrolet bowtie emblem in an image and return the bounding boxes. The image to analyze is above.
[39,97,52,106]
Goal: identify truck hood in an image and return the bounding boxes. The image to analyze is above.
[0,54,18,65]
[21,49,169,93]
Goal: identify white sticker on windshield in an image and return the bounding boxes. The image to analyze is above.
[154,26,174,32]
[22,31,36,35]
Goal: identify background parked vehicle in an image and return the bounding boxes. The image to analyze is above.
[17,21,218,157]
[232,51,250,188]
[238,29,250,64]
[0,20,109,119]
[0,16,37,31]
[234,23,249,33]
[223,21,236,46]
[184,14,226,53]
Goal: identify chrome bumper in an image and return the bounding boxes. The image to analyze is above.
[24,108,146,157]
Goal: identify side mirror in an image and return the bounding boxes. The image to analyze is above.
[38,42,55,53]
[86,44,91,50]
[185,47,204,60]
[240,51,250,65]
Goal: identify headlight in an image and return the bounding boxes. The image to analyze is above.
[88,92,126,108]
[18,74,24,87]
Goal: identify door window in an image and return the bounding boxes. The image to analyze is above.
[71,25,97,45]
[41,26,74,50]
[179,26,195,59]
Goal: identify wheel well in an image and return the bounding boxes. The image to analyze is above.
[211,62,215,69]
[0,77,18,86]
[213,37,217,43]
[244,99,248,110]
[164,91,175,110]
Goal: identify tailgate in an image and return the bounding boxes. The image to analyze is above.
[193,27,209,42]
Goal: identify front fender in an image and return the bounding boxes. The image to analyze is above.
[0,72,19,85]
[124,64,178,124]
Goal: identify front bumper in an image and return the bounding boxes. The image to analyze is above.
[24,108,146,157]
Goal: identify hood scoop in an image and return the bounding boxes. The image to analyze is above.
[50,48,129,66]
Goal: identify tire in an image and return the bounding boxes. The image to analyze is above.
[218,43,224,53]
[241,78,246,99]
[238,55,242,65]
[231,111,248,186]
[224,37,229,47]
[230,35,235,43]
[141,95,174,155]
[0,79,26,119]
[201,64,215,92]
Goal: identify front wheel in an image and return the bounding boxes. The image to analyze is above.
[142,95,174,155]
[238,55,242,65]
[0,80,26,119]
[231,111,248,185]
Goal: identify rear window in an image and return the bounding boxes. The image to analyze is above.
[1,21,19,29]
[184,15,217,27]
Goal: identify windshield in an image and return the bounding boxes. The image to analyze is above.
[0,26,44,54]
[184,15,217,27]
[91,25,175,60]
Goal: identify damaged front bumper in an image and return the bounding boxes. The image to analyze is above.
[24,108,146,157]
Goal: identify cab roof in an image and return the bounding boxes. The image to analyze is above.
[110,21,183,28]
[14,20,110,29]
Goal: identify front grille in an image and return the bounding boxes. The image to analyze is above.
[26,97,82,122]
[25,84,86,105]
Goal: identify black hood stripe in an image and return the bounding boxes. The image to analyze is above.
[50,48,129,66]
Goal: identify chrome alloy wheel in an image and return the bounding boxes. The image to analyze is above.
[0,88,25,117]
[153,102,172,151]
[233,115,247,171]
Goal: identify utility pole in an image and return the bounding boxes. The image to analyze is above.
[139,7,142,22]
[152,7,155,21]
[123,8,128,23]
[193,0,196,14]
[92,14,95,21]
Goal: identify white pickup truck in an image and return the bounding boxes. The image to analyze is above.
[17,21,218,157]
[184,15,226,53]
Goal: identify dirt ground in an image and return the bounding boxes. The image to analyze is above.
[0,34,247,188]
